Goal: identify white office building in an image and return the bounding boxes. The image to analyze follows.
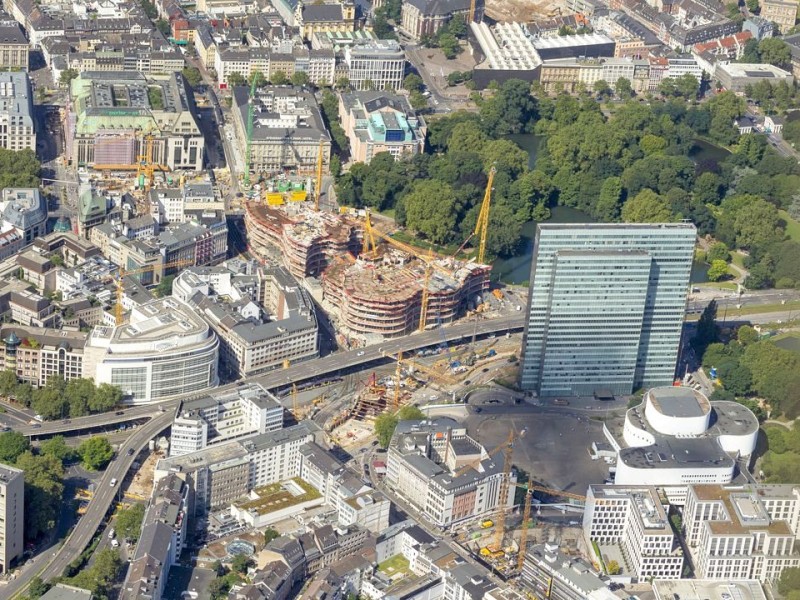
[520,223,696,396]
[0,72,35,152]
[683,484,800,582]
[0,463,23,574]
[344,39,405,91]
[84,297,219,404]
[583,485,684,580]
[170,383,285,456]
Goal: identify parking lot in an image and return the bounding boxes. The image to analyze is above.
[464,403,611,496]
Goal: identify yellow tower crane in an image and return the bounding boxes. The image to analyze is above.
[314,139,325,211]
[490,427,517,553]
[474,167,495,265]
[394,350,403,409]
[418,248,434,332]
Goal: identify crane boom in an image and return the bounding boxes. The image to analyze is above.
[491,430,514,552]
[244,79,257,188]
[111,259,193,325]
[474,167,495,265]
[518,484,533,571]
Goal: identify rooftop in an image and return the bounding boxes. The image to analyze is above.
[652,579,767,600]
[234,477,321,515]
[649,386,710,418]
[0,72,33,128]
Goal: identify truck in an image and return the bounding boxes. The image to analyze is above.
[480,519,494,529]
[492,289,504,300]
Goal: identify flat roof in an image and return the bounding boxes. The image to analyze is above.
[649,386,710,418]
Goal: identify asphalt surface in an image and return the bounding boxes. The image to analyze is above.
[4,412,173,599]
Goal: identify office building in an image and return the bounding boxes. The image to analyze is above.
[66,71,204,171]
[170,383,284,456]
[338,91,426,163]
[231,86,330,178]
[385,418,515,528]
[683,484,800,582]
[615,387,758,501]
[40,585,94,600]
[520,223,696,396]
[521,542,618,600]
[0,71,34,152]
[653,581,767,600]
[0,463,23,574]
[84,297,219,404]
[344,39,405,91]
[715,62,794,93]
[583,485,684,579]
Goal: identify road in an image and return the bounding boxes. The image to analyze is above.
[686,289,800,314]
[18,314,526,437]
[3,411,173,599]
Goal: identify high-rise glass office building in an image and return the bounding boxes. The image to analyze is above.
[520,223,696,396]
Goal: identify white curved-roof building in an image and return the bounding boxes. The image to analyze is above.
[616,387,758,493]
[85,297,219,404]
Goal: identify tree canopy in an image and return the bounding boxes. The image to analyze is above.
[116,503,145,542]
[78,436,115,470]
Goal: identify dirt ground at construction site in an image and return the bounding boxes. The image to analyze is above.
[485,0,567,21]
[127,449,161,499]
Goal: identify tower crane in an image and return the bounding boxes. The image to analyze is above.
[104,259,193,325]
[452,167,495,264]
[314,139,325,211]
[418,248,434,332]
[243,78,258,189]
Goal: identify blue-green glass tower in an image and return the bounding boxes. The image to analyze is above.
[520,223,696,396]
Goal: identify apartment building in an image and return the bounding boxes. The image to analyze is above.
[0,72,34,151]
[385,418,515,528]
[0,463,23,574]
[9,289,56,327]
[0,22,28,70]
[583,485,684,579]
[1,325,87,387]
[339,91,426,163]
[683,484,800,582]
[230,86,331,177]
[149,183,223,225]
[174,264,319,379]
[521,542,618,600]
[169,383,284,456]
[538,57,650,93]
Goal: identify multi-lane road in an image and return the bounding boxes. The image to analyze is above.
[4,411,174,599]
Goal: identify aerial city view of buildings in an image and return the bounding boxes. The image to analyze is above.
[0,0,798,598]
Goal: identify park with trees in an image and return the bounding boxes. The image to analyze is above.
[333,78,800,288]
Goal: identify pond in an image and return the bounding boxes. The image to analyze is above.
[689,139,731,170]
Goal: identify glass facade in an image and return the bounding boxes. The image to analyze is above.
[520,223,696,396]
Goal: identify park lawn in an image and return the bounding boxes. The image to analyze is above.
[697,281,738,291]
[731,252,746,270]
[773,332,800,354]
[779,210,800,242]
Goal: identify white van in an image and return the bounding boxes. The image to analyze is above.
[110,478,118,487]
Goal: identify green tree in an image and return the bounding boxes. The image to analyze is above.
[264,527,280,544]
[156,18,170,36]
[621,189,673,223]
[446,14,467,37]
[639,134,667,155]
[60,68,79,87]
[593,79,611,97]
[14,382,33,407]
[28,576,50,599]
[155,274,175,297]
[65,378,96,417]
[15,451,64,540]
[758,38,791,68]
[77,436,114,470]
[374,413,399,448]
[291,71,310,87]
[68,548,121,597]
[90,383,123,413]
[706,242,730,263]
[718,361,752,395]
[231,552,253,574]
[40,436,74,464]
[615,77,633,98]
[403,73,424,92]
[607,559,621,575]
[737,325,759,346]
[32,384,68,420]
[116,503,145,542]
[438,33,461,59]
[779,567,800,596]
[409,90,429,111]
[271,70,289,85]
[0,431,29,463]
[707,259,730,282]
[248,70,267,88]
[595,177,623,221]
[182,67,203,88]
[694,172,723,204]
[335,76,350,91]
[226,72,246,87]
[403,180,459,244]
[0,369,17,396]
